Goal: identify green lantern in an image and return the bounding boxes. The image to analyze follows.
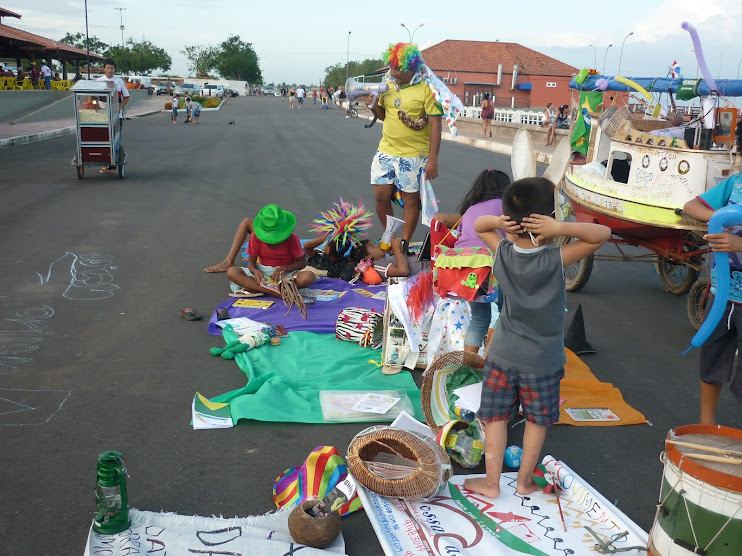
[92,450,130,535]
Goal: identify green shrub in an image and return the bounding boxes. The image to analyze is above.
[192,96,207,104]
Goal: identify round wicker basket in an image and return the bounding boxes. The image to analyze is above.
[347,426,452,500]
[421,350,484,433]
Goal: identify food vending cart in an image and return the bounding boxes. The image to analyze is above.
[70,80,127,179]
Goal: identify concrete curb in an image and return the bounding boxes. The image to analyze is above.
[0,126,75,149]
[0,109,163,149]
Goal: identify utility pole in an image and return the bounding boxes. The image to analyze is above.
[84,0,91,79]
[115,8,127,47]
[346,31,351,82]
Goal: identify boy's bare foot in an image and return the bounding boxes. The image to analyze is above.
[463,477,500,498]
[516,477,540,496]
[204,261,231,273]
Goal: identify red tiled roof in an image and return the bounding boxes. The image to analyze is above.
[0,7,21,19]
[422,40,578,78]
[0,24,105,59]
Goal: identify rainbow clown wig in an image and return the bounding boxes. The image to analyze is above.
[310,198,374,257]
[383,43,424,73]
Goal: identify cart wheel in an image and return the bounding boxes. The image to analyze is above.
[118,165,125,179]
[658,256,698,295]
[76,166,85,180]
[687,276,711,330]
[117,146,126,179]
[558,236,593,291]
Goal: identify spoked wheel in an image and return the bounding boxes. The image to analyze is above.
[687,276,711,330]
[657,256,698,294]
[76,165,85,179]
[117,146,126,179]
[557,236,594,292]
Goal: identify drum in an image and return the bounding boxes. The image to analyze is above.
[649,424,742,555]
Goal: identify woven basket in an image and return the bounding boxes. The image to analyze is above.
[347,426,452,500]
[421,350,485,433]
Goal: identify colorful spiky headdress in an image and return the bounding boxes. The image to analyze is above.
[311,198,374,257]
[383,42,424,73]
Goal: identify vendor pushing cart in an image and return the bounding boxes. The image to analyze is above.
[70,78,128,179]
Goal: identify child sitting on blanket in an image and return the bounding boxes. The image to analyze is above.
[464,177,610,499]
[225,204,317,298]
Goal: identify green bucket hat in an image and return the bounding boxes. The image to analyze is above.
[253,204,296,244]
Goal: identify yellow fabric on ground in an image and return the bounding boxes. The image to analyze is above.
[557,349,646,426]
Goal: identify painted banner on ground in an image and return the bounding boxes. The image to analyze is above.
[358,456,647,555]
[83,508,347,556]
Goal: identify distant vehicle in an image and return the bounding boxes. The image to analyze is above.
[155,81,170,95]
[273,91,281,97]
[127,76,154,94]
[264,88,275,95]
[201,84,225,98]
[176,83,200,96]
[226,88,239,98]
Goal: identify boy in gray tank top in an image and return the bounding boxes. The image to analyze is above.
[464,177,610,499]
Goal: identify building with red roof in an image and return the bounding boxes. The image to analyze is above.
[421,40,578,109]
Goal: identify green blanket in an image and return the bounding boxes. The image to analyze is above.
[212,329,424,424]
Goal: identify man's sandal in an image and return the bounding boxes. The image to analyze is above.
[180,308,202,321]
[229,289,264,298]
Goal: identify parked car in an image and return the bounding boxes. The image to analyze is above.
[155,81,170,95]
[264,88,275,96]
[176,82,200,97]
[127,76,154,95]
[201,84,225,98]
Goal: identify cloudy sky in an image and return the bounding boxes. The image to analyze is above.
[7,0,742,86]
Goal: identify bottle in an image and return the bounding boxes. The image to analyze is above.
[454,407,475,422]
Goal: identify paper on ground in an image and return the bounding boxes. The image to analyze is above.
[453,381,482,413]
[84,508,346,555]
[390,410,435,439]
[351,393,401,414]
[192,392,233,429]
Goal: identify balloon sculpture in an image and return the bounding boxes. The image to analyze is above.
[681,22,718,93]
[614,76,651,101]
[683,204,742,353]
[595,78,609,91]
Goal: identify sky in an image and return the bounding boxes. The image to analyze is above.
[6,0,742,86]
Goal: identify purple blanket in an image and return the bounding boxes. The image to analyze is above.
[208,278,387,335]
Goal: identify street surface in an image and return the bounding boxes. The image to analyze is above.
[0,96,739,554]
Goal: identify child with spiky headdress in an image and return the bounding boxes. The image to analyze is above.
[368,42,463,245]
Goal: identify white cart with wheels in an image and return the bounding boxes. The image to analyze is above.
[70,80,127,179]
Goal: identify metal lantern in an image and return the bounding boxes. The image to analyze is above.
[92,450,130,534]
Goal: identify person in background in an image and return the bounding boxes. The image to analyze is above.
[16,67,25,83]
[96,58,131,173]
[312,90,317,105]
[289,86,296,109]
[3,66,15,78]
[191,99,201,123]
[555,105,570,129]
[543,102,557,146]
[296,85,305,109]
[53,72,61,81]
[40,62,52,89]
[29,62,40,89]
[184,97,192,123]
[172,94,179,124]
[481,92,494,137]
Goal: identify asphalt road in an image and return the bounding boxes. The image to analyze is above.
[0,96,739,555]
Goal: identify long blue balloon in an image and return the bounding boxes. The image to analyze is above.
[684,204,742,353]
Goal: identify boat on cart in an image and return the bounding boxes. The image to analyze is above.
[559,76,741,326]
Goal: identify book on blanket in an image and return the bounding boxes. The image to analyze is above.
[192,392,233,429]
[231,298,275,309]
[261,275,282,294]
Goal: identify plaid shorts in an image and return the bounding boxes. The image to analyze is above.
[478,358,564,426]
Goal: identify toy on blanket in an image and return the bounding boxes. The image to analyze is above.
[353,257,382,285]
[209,330,270,359]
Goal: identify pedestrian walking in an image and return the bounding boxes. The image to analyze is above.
[40,62,52,90]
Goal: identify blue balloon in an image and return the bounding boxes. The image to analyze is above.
[684,204,742,353]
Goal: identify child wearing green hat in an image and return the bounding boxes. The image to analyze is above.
[226,204,316,297]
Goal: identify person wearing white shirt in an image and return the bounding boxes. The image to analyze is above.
[296,86,305,109]
[96,58,131,173]
[40,63,52,90]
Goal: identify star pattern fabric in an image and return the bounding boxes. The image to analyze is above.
[426,297,471,368]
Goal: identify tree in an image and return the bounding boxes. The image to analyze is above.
[181,44,217,77]
[211,35,262,84]
[323,58,385,89]
[107,39,172,75]
[59,32,109,56]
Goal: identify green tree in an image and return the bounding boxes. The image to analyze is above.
[107,39,172,75]
[181,44,217,77]
[59,32,109,55]
[323,58,385,89]
[211,35,262,84]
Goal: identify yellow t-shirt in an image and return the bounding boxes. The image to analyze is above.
[377,80,443,158]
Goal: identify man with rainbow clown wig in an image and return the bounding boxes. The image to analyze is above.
[368,42,463,245]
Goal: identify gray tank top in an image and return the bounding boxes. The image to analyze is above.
[487,241,567,374]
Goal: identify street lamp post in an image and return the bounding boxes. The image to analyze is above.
[588,44,597,70]
[84,0,91,79]
[346,31,351,81]
[400,23,424,43]
[617,32,633,76]
[115,7,127,47]
[737,57,742,79]
[602,44,613,76]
